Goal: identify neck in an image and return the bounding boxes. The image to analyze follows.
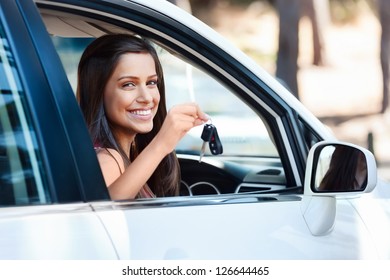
[112,130,136,158]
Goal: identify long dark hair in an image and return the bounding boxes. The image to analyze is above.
[319,145,366,191]
[77,34,180,196]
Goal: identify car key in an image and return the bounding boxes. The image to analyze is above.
[199,123,215,162]
[209,126,223,155]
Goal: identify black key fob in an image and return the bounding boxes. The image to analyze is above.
[201,124,214,142]
[209,126,223,155]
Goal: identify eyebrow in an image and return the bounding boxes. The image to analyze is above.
[117,74,158,82]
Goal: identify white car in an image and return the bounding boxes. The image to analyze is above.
[0,0,389,259]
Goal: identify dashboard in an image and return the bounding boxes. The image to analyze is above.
[178,154,288,196]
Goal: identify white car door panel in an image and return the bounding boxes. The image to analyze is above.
[0,204,117,259]
[95,197,376,259]
[350,181,390,259]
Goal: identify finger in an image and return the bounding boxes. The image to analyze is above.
[167,113,197,133]
[193,118,206,127]
[177,102,210,122]
[194,104,210,122]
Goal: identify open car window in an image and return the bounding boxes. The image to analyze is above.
[52,35,287,196]
[42,5,292,197]
[158,46,279,158]
[53,36,279,158]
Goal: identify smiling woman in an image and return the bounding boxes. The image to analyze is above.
[76,34,209,200]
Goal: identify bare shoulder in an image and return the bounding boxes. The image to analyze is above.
[95,148,125,185]
[96,147,120,158]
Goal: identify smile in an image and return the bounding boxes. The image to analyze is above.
[128,108,154,121]
[129,109,152,116]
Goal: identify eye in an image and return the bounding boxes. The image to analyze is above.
[122,81,136,89]
[147,79,158,87]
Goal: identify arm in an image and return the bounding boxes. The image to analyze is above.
[105,103,208,200]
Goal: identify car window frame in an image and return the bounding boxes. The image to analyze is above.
[1,0,109,204]
[35,0,311,195]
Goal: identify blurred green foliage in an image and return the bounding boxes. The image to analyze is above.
[329,0,376,23]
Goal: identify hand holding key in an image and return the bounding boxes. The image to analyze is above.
[199,123,223,162]
[155,103,209,156]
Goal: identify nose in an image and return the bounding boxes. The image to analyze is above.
[136,85,153,103]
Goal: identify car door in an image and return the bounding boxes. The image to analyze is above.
[0,0,117,259]
[35,0,381,259]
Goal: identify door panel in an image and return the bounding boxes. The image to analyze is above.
[95,197,376,259]
[0,204,117,259]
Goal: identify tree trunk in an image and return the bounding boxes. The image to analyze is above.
[301,0,329,66]
[276,0,301,99]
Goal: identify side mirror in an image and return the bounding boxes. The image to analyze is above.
[304,141,377,196]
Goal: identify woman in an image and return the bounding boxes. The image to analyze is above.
[77,34,208,200]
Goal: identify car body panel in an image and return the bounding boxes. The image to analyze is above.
[350,180,390,259]
[93,197,377,259]
[0,204,117,259]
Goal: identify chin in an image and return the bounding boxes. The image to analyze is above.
[136,124,154,135]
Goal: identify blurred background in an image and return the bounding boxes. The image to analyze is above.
[169,0,390,183]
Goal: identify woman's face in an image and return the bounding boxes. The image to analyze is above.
[103,52,160,140]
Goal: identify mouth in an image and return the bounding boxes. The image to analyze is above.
[128,108,154,120]
[129,109,152,116]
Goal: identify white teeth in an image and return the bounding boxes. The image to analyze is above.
[131,109,151,115]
